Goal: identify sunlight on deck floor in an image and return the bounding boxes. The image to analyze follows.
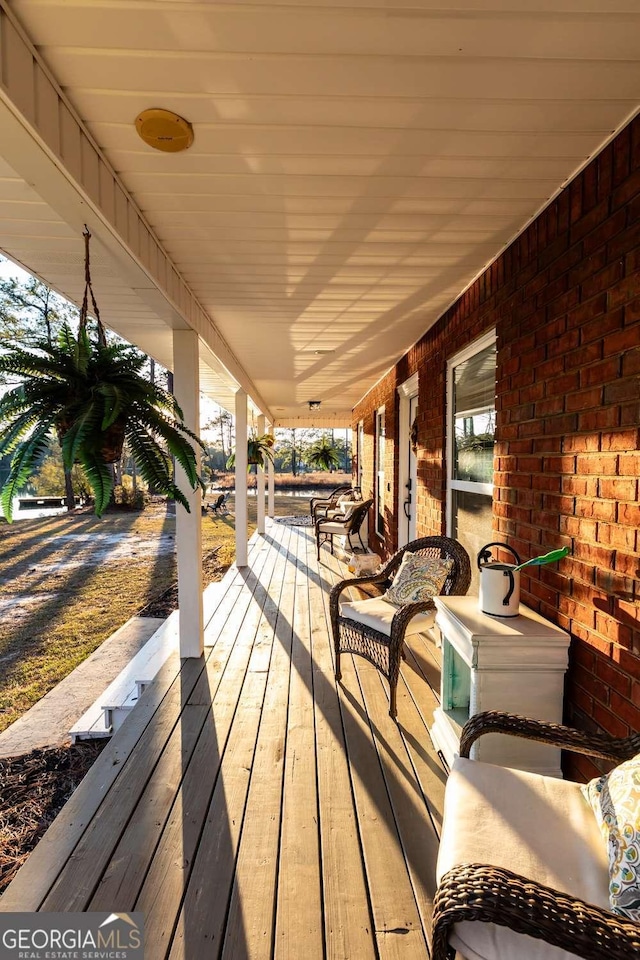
[0,519,447,959]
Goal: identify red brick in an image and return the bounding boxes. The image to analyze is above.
[618,502,640,527]
[601,430,639,453]
[564,342,603,370]
[614,552,640,578]
[610,690,640,730]
[534,396,565,418]
[596,522,637,551]
[593,703,629,738]
[562,434,599,453]
[595,612,633,648]
[596,657,632,699]
[567,294,607,328]
[602,326,640,356]
[563,475,597,496]
[579,357,621,388]
[612,647,640,681]
[575,454,618,475]
[574,663,610,705]
[598,477,637,500]
[580,307,625,344]
[577,407,621,432]
[559,515,597,540]
[535,355,564,380]
[574,497,616,522]
[607,220,640,260]
[545,372,580,397]
[581,260,625,300]
[566,386,604,411]
[574,542,615,568]
[531,474,561,492]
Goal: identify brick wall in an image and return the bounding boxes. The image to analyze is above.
[354,116,640,778]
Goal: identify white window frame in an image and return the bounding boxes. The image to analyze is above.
[375,406,385,537]
[446,330,496,536]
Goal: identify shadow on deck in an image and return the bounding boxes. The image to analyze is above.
[0,520,447,959]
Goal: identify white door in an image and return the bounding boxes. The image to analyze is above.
[397,374,419,547]
[402,394,418,543]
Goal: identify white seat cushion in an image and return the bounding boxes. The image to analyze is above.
[437,757,610,960]
[339,596,435,637]
[319,520,350,533]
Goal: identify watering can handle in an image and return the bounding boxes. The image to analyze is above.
[477,542,522,570]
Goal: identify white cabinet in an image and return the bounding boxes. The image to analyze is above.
[430,596,570,777]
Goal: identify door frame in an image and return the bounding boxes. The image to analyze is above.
[397,372,419,548]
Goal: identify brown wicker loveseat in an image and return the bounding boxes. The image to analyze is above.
[432,711,640,960]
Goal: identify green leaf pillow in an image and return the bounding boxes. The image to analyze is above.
[385,554,453,606]
[581,754,640,920]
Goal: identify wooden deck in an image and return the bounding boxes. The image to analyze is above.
[0,519,447,959]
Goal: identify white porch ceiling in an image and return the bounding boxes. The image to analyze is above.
[1,0,639,425]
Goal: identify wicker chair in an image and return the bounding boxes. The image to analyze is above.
[309,484,352,521]
[315,497,373,561]
[330,536,471,718]
[310,484,361,523]
[432,711,640,960]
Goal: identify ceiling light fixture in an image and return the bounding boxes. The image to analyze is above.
[308,400,321,411]
[135,108,194,153]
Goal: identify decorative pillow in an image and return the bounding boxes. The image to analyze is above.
[581,754,640,920]
[339,501,358,520]
[384,554,454,606]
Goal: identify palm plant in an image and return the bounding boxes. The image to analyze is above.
[0,230,204,520]
[227,432,275,471]
[306,435,341,472]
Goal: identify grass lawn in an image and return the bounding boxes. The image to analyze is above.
[0,491,312,735]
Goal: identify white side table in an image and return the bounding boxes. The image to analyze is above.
[430,596,570,777]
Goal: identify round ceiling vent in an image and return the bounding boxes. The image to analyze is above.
[135,108,194,153]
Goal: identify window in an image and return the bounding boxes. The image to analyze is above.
[375,408,385,536]
[447,333,496,592]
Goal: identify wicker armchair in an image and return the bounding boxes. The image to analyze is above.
[310,484,361,522]
[432,711,640,960]
[330,536,471,718]
[310,484,352,521]
[315,497,373,561]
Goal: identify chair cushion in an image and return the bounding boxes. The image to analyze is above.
[437,757,610,960]
[338,501,358,520]
[339,596,435,637]
[319,519,350,533]
[384,553,453,606]
[581,754,640,920]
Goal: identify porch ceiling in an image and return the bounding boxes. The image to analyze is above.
[1,1,639,425]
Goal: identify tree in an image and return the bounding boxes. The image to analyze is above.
[0,268,76,349]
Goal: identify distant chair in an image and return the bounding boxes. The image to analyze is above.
[209,493,228,514]
[315,497,373,561]
[311,485,362,523]
[330,536,471,718]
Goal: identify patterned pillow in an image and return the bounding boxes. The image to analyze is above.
[384,554,454,606]
[581,754,640,920]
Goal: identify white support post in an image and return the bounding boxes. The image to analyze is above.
[173,329,204,659]
[235,389,248,567]
[256,414,266,534]
[267,420,275,518]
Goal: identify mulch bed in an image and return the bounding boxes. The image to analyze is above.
[0,741,107,893]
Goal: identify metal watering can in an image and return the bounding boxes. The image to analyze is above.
[477,542,522,617]
[478,543,570,618]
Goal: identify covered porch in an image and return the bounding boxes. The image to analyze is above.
[0,517,446,959]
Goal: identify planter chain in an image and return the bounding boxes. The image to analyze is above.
[80,226,107,347]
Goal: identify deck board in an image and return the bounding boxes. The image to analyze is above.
[0,521,444,959]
